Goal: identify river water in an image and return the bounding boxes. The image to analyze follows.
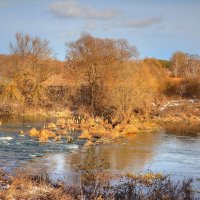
[0,118,200,185]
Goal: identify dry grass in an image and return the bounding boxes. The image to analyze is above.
[0,165,195,200]
[159,101,200,124]
[28,128,56,142]
[0,170,73,200]
[26,115,160,146]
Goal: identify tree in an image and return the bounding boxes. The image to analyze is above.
[170,51,187,77]
[9,32,52,59]
[65,33,139,116]
[1,32,54,105]
[184,54,200,78]
[170,51,200,78]
[108,62,160,123]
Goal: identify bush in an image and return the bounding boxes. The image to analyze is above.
[165,77,200,98]
[0,165,196,200]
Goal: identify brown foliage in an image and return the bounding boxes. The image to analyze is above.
[0,33,56,106]
[65,33,139,116]
[165,77,200,97]
[106,61,164,123]
[0,167,195,200]
[170,51,200,78]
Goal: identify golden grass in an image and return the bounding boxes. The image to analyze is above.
[0,171,73,200]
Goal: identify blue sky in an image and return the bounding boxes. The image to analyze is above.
[0,0,200,60]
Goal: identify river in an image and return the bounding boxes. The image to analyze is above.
[0,118,200,185]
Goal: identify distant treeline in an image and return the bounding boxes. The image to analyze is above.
[0,32,199,121]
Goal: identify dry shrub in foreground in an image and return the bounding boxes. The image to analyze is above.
[0,170,74,200]
[0,164,195,200]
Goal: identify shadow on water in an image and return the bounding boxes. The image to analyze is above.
[34,130,200,185]
[161,121,200,136]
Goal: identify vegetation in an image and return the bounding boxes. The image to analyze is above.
[0,163,196,200]
[0,33,54,108]
[170,51,200,78]
[0,33,200,199]
[0,32,200,132]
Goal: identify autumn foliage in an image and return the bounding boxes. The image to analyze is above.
[0,32,199,120]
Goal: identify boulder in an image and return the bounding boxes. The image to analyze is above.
[92,133,101,139]
[66,136,73,143]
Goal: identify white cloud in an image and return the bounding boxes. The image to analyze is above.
[123,16,162,28]
[81,16,163,31]
[49,0,119,20]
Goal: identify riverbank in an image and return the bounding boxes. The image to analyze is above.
[1,98,200,146]
[156,98,200,123]
[0,105,73,119]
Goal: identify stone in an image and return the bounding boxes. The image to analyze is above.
[66,136,73,143]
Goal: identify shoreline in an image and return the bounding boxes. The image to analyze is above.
[1,113,200,145]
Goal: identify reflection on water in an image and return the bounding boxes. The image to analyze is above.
[0,119,200,184]
[162,122,200,136]
[38,131,200,184]
[70,133,160,172]
[150,133,200,176]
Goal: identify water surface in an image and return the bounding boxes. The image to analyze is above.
[0,119,200,184]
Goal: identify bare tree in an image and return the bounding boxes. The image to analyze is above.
[170,51,187,77]
[1,32,54,105]
[65,33,139,116]
[9,32,52,59]
[171,51,200,78]
[185,54,200,78]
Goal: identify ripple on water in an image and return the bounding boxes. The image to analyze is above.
[0,121,200,184]
[0,121,82,172]
[0,136,14,141]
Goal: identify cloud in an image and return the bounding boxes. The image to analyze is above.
[83,21,98,30]
[49,0,119,20]
[81,16,163,32]
[123,16,162,28]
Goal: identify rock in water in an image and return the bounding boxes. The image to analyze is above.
[67,136,73,143]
